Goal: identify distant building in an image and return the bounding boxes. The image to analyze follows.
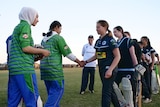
[0,63,82,70]
[63,64,79,68]
[0,63,8,70]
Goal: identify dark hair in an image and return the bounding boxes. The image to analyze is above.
[88,35,94,38]
[124,31,131,37]
[49,21,61,31]
[138,41,143,44]
[114,26,125,36]
[97,20,112,36]
[132,38,138,42]
[43,20,62,37]
[141,36,151,47]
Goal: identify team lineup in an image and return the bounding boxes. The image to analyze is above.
[6,7,160,107]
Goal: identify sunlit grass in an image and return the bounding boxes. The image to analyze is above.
[0,67,160,107]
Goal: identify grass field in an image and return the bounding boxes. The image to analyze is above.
[0,67,160,107]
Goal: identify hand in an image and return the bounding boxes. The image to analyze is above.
[34,49,50,61]
[42,49,50,57]
[105,70,112,78]
[79,60,86,67]
[156,61,160,65]
[150,66,154,70]
[135,64,146,75]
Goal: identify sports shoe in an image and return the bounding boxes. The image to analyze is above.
[80,91,85,95]
[89,90,94,93]
[143,98,152,103]
[142,96,145,99]
[152,90,159,95]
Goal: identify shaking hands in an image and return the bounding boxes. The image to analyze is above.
[77,60,88,67]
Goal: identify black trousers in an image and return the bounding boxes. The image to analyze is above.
[99,68,120,107]
[141,62,151,99]
[141,75,151,99]
[80,67,95,92]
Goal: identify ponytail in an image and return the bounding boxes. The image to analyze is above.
[42,31,52,37]
[108,29,113,37]
[42,20,62,37]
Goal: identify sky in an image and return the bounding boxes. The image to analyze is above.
[0,0,160,64]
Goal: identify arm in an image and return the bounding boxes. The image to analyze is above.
[156,55,160,62]
[22,46,50,57]
[82,45,85,56]
[155,53,160,64]
[141,53,148,63]
[75,58,84,66]
[56,36,84,66]
[105,48,121,78]
[141,53,145,61]
[129,46,138,66]
[131,46,146,75]
[150,52,155,70]
[66,53,84,67]
[85,52,97,63]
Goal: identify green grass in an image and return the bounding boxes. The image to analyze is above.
[0,67,160,107]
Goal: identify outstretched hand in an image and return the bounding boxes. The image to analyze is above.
[79,60,86,67]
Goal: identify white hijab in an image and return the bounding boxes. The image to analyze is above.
[19,7,38,25]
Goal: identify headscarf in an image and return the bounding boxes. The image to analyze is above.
[19,7,38,25]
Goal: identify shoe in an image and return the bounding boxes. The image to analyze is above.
[152,90,159,94]
[80,91,85,95]
[142,96,145,99]
[89,90,94,93]
[143,98,152,103]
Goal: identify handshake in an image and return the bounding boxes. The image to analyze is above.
[78,60,88,67]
